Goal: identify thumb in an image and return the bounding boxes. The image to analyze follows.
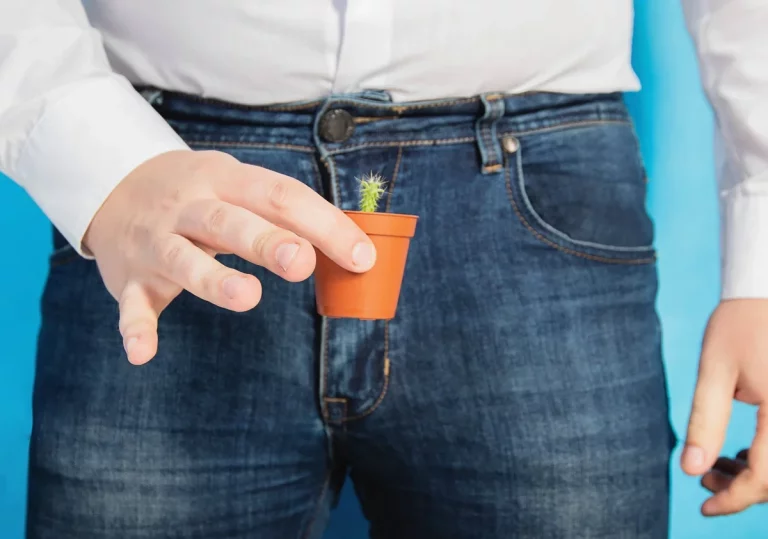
[682,347,737,476]
[118,280,167,365]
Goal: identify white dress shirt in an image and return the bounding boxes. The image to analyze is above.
[0,1,766,299]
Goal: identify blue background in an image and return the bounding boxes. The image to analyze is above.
[2,1,767,537]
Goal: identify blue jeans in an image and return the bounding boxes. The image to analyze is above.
[28,91,675,538]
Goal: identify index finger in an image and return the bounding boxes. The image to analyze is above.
[220,164,376,273]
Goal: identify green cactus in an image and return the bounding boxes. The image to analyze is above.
[358,172,387,212]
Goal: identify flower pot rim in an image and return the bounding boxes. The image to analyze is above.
[343,210,418,238]
[343,210,419,220]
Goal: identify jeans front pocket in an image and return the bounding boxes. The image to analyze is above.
[503,121,656,264]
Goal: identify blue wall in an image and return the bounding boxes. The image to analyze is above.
[628,1,767,535]
[2,1,767,536]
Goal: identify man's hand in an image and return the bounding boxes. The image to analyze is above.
[84,150,376,365]
[682,299,768,515]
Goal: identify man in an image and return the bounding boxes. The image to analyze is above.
[0,1,766,537]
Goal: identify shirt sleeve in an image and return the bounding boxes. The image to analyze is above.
[0,0,188,257]
[682,0,768,299]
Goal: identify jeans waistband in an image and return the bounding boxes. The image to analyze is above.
[143,87,632,175]
[141,87,627,123]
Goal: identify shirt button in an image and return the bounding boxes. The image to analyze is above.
[319,109,355,143]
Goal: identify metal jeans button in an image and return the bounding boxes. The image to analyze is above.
[319,109,355,143]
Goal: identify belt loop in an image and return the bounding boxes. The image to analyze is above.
[475,93,506,174]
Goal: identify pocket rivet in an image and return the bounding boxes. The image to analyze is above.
[503,136,520,154]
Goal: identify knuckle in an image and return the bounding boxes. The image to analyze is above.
[251,230,277,261]
[266,175,309,214]
[267,178,290,211]
[204,205,229,236]
[159,188,183,212]
[314,211,343,249]
[189,151,237,181]
[156,236,185,268]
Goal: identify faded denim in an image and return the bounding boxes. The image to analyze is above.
[28,90,675,538]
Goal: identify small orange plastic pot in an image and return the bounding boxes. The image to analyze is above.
[314,211,418,320]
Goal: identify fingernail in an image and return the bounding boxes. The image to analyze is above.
[352,242,376,269]
[222,275,249,299]
[683,445,705,470]
[124,337,138,355]
[275,243,299,272]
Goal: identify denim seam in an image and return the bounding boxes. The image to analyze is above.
[321,328,392,424]
[184,121,629,156]
[309,155,324,197]
[186,141,315,152]
[329,153,401,423]
[343,322,391,423]
[498,119,630,139]
[324,120,630,155]
[314,98,343,207]
[320,319,331,423]
[503,149,656,265]
[385,146,404,212]
[320,155,342,209]
[322,397,348,427]
[300,470,333,539]
[343,358,391,423]
[327,137,476,155]
[354,116,399,124]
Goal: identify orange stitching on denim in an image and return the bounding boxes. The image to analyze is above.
[329,136,476,154]
[343,323,391,423]
[354,116,399,124]
[385,146,404,213]
[186,120,628,157]
[343,360,390,423]
[301,470,333,539]
[321,319,331,422]
[503,152,656,265]
[321,397,348,427]
[186,140,314,152]
[328,120,628,153]
[483,163,502,173]
[499,119,630,139]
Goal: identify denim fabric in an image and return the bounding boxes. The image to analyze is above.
[28,91,675,538]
